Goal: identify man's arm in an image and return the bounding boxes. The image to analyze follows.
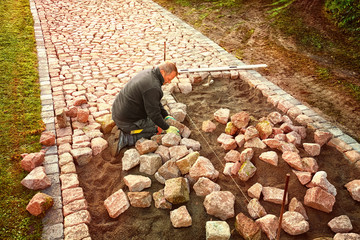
[143,89,169,130]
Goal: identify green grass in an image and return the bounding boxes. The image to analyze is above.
[0,0,44,238]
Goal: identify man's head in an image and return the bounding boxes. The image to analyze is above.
[159,61,178,84]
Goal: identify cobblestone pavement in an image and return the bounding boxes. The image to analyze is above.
[29,0,360,239]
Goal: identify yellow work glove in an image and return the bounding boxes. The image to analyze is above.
[166,126,180,135]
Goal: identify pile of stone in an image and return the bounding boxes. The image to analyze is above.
[102,94,360,239]
[205,108,360,238]
[103,113,238,238]
[20,132,56,217]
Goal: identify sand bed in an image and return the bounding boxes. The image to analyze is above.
[77,77,360,239]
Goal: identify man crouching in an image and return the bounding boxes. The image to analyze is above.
[111,61,179,154]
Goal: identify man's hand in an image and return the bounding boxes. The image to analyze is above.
[165,115,176,121]
[166,126,180,135]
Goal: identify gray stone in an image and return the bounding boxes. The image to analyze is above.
[206,221,231,240]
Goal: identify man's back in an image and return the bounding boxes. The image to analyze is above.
[112,67,167,129]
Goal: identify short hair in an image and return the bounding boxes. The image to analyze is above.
[159,61,178,76]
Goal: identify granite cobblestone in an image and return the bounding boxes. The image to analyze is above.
[29,0,359,239]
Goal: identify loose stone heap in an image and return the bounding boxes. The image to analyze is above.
[208,108,360,238]
[103,101,238,232]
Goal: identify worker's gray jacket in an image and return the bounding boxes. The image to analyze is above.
[112,67,169,130]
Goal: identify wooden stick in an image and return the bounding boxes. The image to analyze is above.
[164,42,166,61]
[276,173,290,240]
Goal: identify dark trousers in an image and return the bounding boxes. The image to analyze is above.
[115,118,158,141]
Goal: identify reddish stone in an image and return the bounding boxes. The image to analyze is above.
[227,160,240,174]
[280,123,295,134]
[66,106,78,118]
[263,138,282,149]
[286,131,302,145]
[127,192,152,208]
[327,138,353,152]
[26,192,54,216]
[64,223,89,240]
[73,96,87,106]
[231,111,250,128]
[202,120,216,132]
[77,109,89,123]
[135,138,158,155]
[344,180,360,202]
[204,191,235,220]
[217,133,233,144]
[224,150,240,163]
[256,214,279,240]
[21,166,51,190]
[314,130,333,146]
[277,100,294,113]
[214,108,230,124]
[344,150,360,163]
[63,199,88,217]
[189,156,219,181]
[268,112,282,125]
[104,189,130,218]
[21,151,45,172]
[64,210,91,228]
[60,173,79,190]
[169,145,189,160]
[259,151,278,166]
[235,213,261,239]
[235,134,245,148]
[303,143,321,156]
[91,137,108,155]
[304,187,336,213]
[240,148,254,163]
[62,187,84,205]
[170,206,192,228]
[40,131,56,146]
[221,138,237,150]
[287,107,302,119]
[244,126,259,141]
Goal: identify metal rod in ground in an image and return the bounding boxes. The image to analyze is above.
[178,64,268,73]
[276,173,291,240]
[164,42,166,61]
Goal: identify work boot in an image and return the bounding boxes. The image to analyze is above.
[116,130,128,154]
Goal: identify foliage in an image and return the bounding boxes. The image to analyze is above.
[315,67,331,80]
[175,0,240,8]
[267,0,295,17]
[0,0,43,238]
[325,0,360,37]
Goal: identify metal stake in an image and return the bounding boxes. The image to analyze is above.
[277,173,290,240]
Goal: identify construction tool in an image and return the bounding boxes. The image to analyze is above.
[178,64,267,74]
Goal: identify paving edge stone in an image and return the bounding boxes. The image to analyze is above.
[29,0,64,239]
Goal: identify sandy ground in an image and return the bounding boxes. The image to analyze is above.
[77,78,360,240]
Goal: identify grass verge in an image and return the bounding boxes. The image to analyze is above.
[0,0,44,238]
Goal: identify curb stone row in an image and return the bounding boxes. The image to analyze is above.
[28,0,360,239]
[29,0,64,239]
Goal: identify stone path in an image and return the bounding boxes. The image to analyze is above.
[28,0,360,239]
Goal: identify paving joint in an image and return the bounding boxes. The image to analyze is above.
[28,0,360,239]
